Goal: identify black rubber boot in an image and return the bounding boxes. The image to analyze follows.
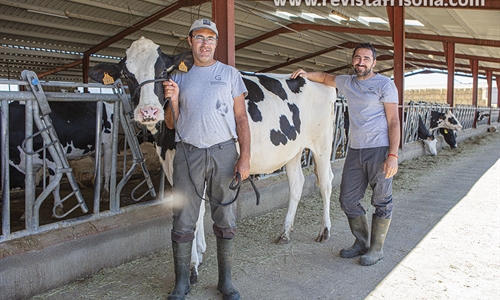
[168,241,192,300]
[340,214,370,258]
[216,237,240,300]
[360,215,391,266]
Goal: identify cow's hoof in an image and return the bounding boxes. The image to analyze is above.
[190,267,198,284]
[275,234,290,245]
[315,228,330,243]
[52,205,65,219]
[100,192,110,203]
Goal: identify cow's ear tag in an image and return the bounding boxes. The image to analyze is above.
[103,72,115,85]
[178,61,188,73]
[444,129,448,134]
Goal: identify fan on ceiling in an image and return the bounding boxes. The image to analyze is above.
[172,38,190,55]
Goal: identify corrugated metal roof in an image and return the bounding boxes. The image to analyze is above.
[1,0,499,83]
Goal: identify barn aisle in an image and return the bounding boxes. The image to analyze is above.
[30,131,500,300]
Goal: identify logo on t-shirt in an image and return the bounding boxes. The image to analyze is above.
[211,74,227,86]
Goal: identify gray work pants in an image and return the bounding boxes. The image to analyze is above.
[339,146,394,219]
[171,139,238,243]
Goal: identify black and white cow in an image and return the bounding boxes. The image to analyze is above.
[89,37,336,282]
[439,128,457,149]
[430,110,462,131]
[1,101,114,217]
[417,115,438,156]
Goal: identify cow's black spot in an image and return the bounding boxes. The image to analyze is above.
[447,117,458,125]
[286,76,306,94]
[288,103,301,134]
[270,129,288,146]
[256,75,287,100]
[279,115,297,141]
[243,78,264,103]
[247,102,262,122]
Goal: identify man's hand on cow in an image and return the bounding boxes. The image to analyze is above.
[291,68,308,80]
[163,79,179,102]
[383,157,399,179]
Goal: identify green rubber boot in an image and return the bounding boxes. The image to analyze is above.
[168,241,192,300]
[340,214,370,258]
[360,215,391,266]
[216,237,240,300]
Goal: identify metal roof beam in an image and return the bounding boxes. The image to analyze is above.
[236,23,500,52]
[372,44,500,64]
[39,0,210,78]
[257,41,356,73]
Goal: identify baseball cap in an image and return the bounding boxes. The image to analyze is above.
[189,18,218,37]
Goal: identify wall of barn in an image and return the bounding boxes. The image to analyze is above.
[404,87,498,107]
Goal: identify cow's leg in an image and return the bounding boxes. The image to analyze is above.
[51,180,65,219]
[310,150,333,243]
[276,151,304,244]
[190,200,206,284]
[100,140,113,201]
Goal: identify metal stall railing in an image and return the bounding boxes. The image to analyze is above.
[0,73,157,242]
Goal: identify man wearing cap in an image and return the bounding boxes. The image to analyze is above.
[163,18,250,300]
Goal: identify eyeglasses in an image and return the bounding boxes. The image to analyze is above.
[192,35,217,45]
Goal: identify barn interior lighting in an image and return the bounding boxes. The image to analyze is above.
[276,11,296,20]
[27,9,68,19]
[405,20,424,26]
[359,17,388,24]
[301,13,326,20]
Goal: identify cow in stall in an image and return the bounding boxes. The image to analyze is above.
[439,128,457,149]
[417,114,438,156]
[429,110,462,131]
[89,37,336,283]
[1,101,114,218]
[429,110,462,150]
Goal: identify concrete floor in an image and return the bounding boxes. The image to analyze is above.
[23,129,500,300]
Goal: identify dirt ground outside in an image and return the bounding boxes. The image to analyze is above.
[31,130,500,300]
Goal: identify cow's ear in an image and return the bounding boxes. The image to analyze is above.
[89,63,122,85]
[173,51,194,73]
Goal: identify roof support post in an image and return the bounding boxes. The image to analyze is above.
[83,55,90,92]
[471,59,479,128]
[496,76,500,123]
[388,6,405,149]
[212,0,235,67]
[444,42,455,107]
[486,71,492,125]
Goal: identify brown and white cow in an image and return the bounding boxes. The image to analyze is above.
[89,37,336,282]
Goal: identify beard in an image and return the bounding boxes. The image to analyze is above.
[354,64,372,77]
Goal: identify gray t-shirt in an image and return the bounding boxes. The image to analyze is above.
[335,73,398,149]
[171,61,248,148]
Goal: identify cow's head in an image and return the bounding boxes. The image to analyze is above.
[439,128,457,149]
[416,115,437,156]
[421,135,437,156]
[430,110,462,131]
[89,37,193,126]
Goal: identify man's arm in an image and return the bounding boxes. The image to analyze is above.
[163,79,179,130]
[291,69,337,87]
[383,102,400,178]
[233,93,251,180]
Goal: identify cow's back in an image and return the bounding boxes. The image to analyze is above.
[241,73,337,174]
